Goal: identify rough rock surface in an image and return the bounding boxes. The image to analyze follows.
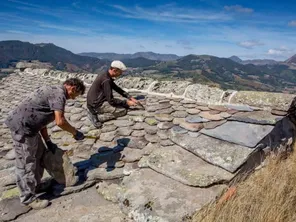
[119,169,226,222]
[0,68,294,222]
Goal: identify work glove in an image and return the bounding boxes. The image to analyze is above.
[45,140,58,154]
[74,130,85,141]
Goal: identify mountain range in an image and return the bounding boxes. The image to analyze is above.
[228,56,280,66]
[78,52,180,61]
[1,40,296,93]
[0,40,109,72]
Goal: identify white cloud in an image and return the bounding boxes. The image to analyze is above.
[238,40,264,49]
[267,47,293,56]
[8,0,41,8]
[103,4,232,23]
[6,30,30,34]
[37,23,94,34]
[288,21,296,27]
[224,5,254,13]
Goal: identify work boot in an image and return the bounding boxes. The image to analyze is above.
[87,110,102,128]
[27,198,49,210]
[36,180,53,194]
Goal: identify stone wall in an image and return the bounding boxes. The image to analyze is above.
[21,68,295,111]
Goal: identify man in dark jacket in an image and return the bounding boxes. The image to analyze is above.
[5,78,86,209]
[87,60,138,128]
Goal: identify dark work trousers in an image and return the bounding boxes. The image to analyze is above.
[11,132,46,204]
[88,101,127,123]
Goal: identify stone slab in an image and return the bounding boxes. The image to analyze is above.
[229,111,283,125]
[119,169,226,222]
[169,130,255,172]
[0,197,31,221]
[200,121,274,148]
[147,146,234,187]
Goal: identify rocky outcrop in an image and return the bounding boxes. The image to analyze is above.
[0,68,296,222]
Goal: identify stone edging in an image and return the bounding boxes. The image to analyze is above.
[17,68,296,111]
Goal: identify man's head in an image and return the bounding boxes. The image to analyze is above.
[108,60,127,78]
[63,78,86,100]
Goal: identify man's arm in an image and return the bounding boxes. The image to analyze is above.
[40,127,50,142]
[111,82,139,106]
[111,81,130,99]
[102,79,129,108]
[54,111,77,135]
[40,127,58,153]
[48,92,84,140]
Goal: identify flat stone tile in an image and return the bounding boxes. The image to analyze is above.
[200,121,274,148]
[169,130,255,172]
[147,146,234,187]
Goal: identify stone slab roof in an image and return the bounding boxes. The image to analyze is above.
[0,68,295,222]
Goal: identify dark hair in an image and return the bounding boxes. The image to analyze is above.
[63,78,86,95]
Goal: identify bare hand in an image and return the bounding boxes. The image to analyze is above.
[130,97,138,104]
[127,99,137,106]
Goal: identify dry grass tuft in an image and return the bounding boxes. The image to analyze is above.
[193,150,296,222]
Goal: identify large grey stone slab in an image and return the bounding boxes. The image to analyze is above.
[119,169,226,222]
[147,146,234,187]
[229,111,283,125]
[200,121,274,147]
[169,130,255,172]
[0,197,31,221]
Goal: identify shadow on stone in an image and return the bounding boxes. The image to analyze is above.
[74,137,130,178]
[37,138,131,198]
[135,95,146,100]
[231,115,296,185]
[259,116,296,155]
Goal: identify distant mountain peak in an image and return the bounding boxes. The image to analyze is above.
[229,56,243,63]
[286,54,296,64]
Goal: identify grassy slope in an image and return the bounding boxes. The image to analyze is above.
[193,149,296,222]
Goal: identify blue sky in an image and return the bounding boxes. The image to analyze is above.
[0,0,296,60]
